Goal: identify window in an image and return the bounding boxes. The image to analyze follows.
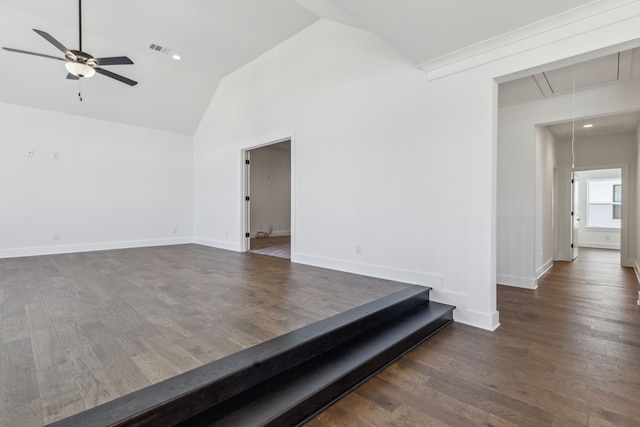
[613,184,621,219]
[587,179,621,229]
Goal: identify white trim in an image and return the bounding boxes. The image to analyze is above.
[241,131,296,253]
[497,274,538,289]
[633,259,640,285]
[536,259,553,279]
[463,309,501,331]
[294,252,499,331]
[578,242,621,250]
[429,288,500,331]
[419,0,640,80]
[0,237,192,259]
[562,164,629,266]
[584,227,621,231]
[294,252,443,288]
[193,237,241,252]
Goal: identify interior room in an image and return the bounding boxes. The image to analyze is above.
[2,1,640,425]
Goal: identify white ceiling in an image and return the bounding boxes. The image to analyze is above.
[547,111,640,140]
[329,0,594,65]
[499,49,640,108]
[0,0,601,135]
[499,47,640,140]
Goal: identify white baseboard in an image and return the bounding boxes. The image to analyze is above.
[535,259,553,279]
[497,274,537,289]
[193,237,241,252]
[634,260,640,285]
[578,242,621,250]
[294,252,499,331]
[0,237,193,259]
[294,252,443,288]
[429,288,500,331]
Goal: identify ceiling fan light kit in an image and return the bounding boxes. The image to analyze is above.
[65,61,95,78]
[2,0,137,88]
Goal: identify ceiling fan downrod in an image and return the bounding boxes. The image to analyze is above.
[78,0,82,52]
[1,0,138,86]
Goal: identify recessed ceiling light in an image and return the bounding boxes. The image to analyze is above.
[172,54,181,61]
[583,124,593,128]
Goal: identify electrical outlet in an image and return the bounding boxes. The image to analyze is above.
[356,244,362,254]
[53,152,60,160]
[173,228,178,234]
[53,233,60,241]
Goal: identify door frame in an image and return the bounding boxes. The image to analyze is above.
[570,172,579,260]
[559,163,629,266]
[241,135,294,256]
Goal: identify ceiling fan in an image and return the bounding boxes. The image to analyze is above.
[2,0,137,87]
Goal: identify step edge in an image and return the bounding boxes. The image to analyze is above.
[189,304,454,426]
[46,285,435,427]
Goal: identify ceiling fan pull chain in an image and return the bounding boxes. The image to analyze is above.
[78,79,83,102]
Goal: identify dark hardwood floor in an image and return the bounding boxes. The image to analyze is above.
[249,235,290,251]
[0,244,409,426]
[249,235,291,259]
[3,246,638,426]
[305,248,640,426]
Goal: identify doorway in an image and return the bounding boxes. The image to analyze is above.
[571,168,623,263]
[243,139,292,259]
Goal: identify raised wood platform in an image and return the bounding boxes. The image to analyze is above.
[1,244,414,426]
[47,286,454,426]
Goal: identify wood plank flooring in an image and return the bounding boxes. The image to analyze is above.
[249,236,291,259]
[0,244,409,426]
[249,235,290,251]
[305,248,640,426]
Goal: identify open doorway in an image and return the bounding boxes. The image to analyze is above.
[571,168,623,263]
[243,140,292,259]
[498,45,640,290]
[542,112,637,269]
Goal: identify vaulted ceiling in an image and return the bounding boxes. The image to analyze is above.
[0,0,598,135]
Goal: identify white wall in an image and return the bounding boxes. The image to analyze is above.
[574,168,622,249]
[535,126,557,280]
[0,102,193,257]
[194,19,499,329]
[193,2,640,330]
[249,143,291,237]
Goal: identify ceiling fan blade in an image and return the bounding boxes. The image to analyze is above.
[95,67,137,86]
[66,73,79,80]
[94,56,134,66]
[33,29,71,56]
[2,47,67,61]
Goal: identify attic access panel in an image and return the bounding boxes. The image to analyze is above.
[540,53,621,94]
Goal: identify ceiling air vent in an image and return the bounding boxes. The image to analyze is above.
[149,43,171,55]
